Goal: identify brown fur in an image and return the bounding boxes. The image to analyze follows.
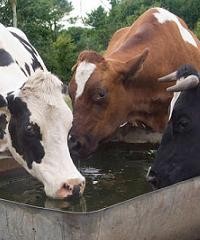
[68,8,200,156]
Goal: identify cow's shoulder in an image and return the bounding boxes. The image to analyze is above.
[7,27,30,42]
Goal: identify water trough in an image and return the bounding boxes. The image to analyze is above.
[0,150,200,240]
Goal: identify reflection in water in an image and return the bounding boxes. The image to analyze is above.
[0,143,157,212]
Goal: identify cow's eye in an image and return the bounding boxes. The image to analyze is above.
[174,116,191,133]
[93,88,107,102]
[25,124,35,136]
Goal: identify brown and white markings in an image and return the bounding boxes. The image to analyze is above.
[68,7,200,158]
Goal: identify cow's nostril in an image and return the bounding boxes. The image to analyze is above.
[68,135,82,151]
[56,178,85,199]
[72,185,81,199]
[63,183,72,191]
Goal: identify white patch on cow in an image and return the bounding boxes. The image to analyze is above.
[0,24,47,154]
[154,8,197,48]
[120,122,128,128]
[0,23,46,96]
[146,166,151,178]
[169,91,181,120]
[7,27,30,42]
[0,64,27,97]
[13,88,21,98]
[75,61,96,99]
[7,70,85,198]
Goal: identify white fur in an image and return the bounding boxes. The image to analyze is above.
[154,8,197,48]
[0,24,46,95]
[0,64,27,97]
[7,71,85,198]
[0,25,84,198]
[120,122,128,128]
[7,27,30,42]
[0,24,46,151]
[169,91,181,120]
[168,78,183,120]
[169,92,181,120]
[75,61,96,99]
[0,24,46,81]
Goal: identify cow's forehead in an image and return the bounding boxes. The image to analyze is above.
[75,61,96,100]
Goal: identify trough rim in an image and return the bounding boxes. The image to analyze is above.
[0,175,199,215]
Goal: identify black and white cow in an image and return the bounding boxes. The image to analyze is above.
[0,23,46,150]
[147,64,200,189]
[0,24,85,199]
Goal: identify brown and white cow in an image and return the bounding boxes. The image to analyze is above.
[68,7,200,158]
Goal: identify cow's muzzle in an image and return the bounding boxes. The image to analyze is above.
[146,167,160,189]
[55,178,85,199]
[68,133,97,159]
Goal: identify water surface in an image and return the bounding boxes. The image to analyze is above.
[0,143,156,212]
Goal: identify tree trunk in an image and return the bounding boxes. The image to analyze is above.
[10,0,17,27]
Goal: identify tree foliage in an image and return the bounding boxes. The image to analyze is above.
[0,0,200,82]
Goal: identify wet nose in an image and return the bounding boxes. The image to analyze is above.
[72,185,81,199]
[56,178,85,199]
[146,168,159,189]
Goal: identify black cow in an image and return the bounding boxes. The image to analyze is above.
[147,64,200,188]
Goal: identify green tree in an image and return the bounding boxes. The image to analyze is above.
[0,0,73,81]
[51,31,77,81]
[1,0,200,83]
[0,0,13,25]
[85,6,110,51]
[194,19,200,39]
[160,0,200,29]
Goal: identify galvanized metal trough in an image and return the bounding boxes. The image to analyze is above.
[0,172,200,240]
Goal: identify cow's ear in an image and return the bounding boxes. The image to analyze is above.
[109,48,149,82]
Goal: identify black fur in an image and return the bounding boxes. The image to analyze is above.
[149,70,200,189]
[176,64,199,79]
[25,63,31,76]
[10,31,44,72]
[0,49,14,66]
[20,67,27,77]
[7,95,45,169]
[0,94,7,107]
[0,114,7,139]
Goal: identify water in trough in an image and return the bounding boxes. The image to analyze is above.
[0,143,156,212]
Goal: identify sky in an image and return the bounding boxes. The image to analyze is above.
[63,0,111,28]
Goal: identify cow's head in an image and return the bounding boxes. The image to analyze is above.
[1,70,85,199]
[147,64,200,188]
[68,49,149,157]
